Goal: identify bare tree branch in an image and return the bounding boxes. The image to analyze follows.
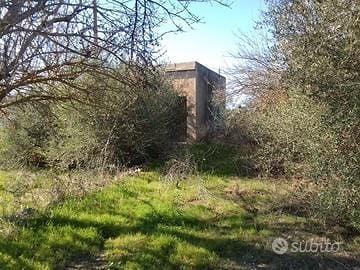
[0,0,230,109]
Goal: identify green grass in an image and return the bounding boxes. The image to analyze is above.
[0,144,359,269]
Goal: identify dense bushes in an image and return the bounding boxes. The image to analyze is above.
[0,68,181,170]
[228,0,360,232]
[0,105,56,167]
[225,92,360,231]
[257,93,335,179]
[227,93,332,177]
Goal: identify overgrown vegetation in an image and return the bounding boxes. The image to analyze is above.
[0,145,359,269]
[0,0,359,268]
[227,0,360,232]
[0,68,182,169]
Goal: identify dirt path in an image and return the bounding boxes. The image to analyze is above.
[65,252,108,270]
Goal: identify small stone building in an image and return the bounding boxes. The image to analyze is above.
[165,61,226,142]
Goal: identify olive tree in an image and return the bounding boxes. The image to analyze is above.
[230,0,360,230]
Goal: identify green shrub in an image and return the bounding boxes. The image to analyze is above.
[228,92,337,179]
[0,105,56,168]
[258,0,360,231]
[0,68,181,170]
[317,180,360,231]
[226,92,360,231]
[227,0,360,233]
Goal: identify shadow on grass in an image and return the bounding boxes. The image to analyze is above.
[0,173,358,270]
[148,142,256,178]
[1,199,357,269]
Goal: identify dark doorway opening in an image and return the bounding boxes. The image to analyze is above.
[172,96,187,142]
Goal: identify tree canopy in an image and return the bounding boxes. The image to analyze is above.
[0,0,229,109]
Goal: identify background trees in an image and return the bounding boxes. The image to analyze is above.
[228,0,360,231]
[0,68,185,169]
[0,0,229,168]
[0,0,231,169]
[0,0,229,109]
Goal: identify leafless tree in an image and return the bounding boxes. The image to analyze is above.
[0,0,229,110]
[228,31,287,108]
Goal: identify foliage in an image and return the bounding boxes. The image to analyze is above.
[0,105,56,167]
[0,0,230,108]
[230,0,360,231]
[262,0,360,180]
[227,92,360,229]
[159,142,251,178]
[318,180,360,231]
[262,0,360,230]
[264,0,360,121]
[0,68,182,169]
[226,93,335,178]
[255,93,336,179]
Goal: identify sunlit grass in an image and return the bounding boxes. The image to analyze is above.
[0,147,359,269]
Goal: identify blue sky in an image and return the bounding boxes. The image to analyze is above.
[160,0,266,73]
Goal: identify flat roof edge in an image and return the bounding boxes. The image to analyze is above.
[165,61,197,72]
[165,61,226,80]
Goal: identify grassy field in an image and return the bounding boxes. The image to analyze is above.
[0,144,359,269]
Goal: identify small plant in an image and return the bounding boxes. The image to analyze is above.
[0,218,18,239]
[163,151,197,187]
